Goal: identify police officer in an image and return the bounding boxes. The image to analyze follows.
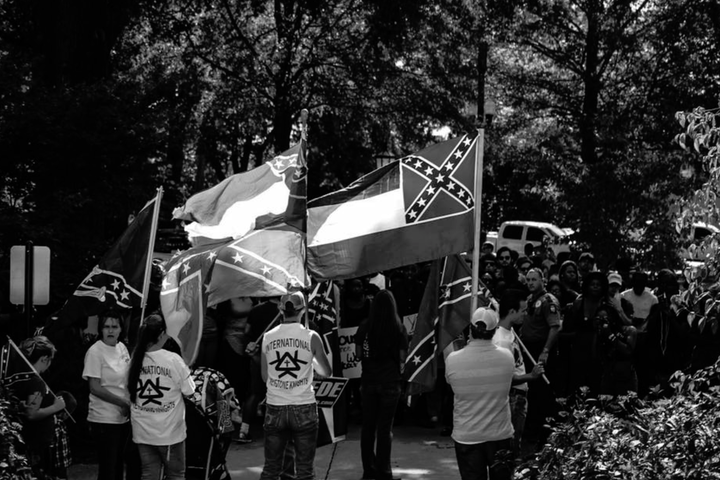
[520,268,561,446]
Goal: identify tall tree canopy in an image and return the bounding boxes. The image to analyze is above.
[0,0,719,313]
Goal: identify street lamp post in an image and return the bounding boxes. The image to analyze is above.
[375,151,397,170]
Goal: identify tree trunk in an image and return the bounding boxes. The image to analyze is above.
[579,2,601,165]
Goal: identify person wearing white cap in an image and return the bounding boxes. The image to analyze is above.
[259,291,332,480]
[445,307,515,480]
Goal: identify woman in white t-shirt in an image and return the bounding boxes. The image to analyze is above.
[82,310,132,480]
[127,314,195,480]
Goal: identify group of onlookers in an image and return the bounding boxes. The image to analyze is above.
[473,243,719,400]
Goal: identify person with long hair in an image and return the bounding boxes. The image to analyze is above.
[11,336,66,479]
[355,289,408,480]
[127,314,195,480]
[82,310,132,480]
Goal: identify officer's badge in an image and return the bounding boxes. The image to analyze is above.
[549,304,557,314]
[535,300,542,309]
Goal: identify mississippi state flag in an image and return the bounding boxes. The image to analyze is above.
[173,141,306,243]
[307,134,478,280]
[161,142,308,365]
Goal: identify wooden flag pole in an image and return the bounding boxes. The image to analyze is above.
[512,329,551,385]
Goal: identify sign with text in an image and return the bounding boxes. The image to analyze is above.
[338,326,361,379]
[313,376,349,409]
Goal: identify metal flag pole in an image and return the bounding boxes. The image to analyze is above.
[299,109,310,329]
[470,127,484,314]
[140,187,164,322]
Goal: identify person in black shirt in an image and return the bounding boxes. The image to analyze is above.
[355,290,408,480]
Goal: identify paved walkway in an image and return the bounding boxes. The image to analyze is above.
[68,423,461,479]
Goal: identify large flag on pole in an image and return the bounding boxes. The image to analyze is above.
[173,142,307,244]
[307,134,477,280]
[161,142,308,365]
[55,190,163,329]
[404,255,475,395]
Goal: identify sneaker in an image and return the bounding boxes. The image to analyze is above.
[233,432,252,444]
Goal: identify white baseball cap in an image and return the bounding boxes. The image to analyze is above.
[471,307,499,330]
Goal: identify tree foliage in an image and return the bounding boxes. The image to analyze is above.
[1,0,720,313]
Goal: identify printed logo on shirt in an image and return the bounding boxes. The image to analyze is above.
[137,377,170,406]
[135,365,173,412]
[269,351,308,379]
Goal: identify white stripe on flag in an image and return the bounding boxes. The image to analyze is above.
[213,259,290,293]
[439,292,473,309]
[406,339,437,384]
[184,180,290,241]
[308,189,406,246]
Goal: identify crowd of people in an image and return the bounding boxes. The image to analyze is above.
[4,238,720,480]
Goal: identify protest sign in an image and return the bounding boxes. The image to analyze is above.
[338,326,361,379]
[313,376,349,409]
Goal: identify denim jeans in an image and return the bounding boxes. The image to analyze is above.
[137,441,186,480]
[360,381,402,480]
[88,421,130,480]
[454,438,514,480]
[508,390,528,456]
[260,403,319,480]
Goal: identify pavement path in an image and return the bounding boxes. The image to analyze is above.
[68,423,461,480]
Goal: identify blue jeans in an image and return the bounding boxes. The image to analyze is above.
[508,390,528,456]
[454,438,514,480]
[260,403,319,480]
[360,381,402,480]
[137,441,185,480]
[89,422,130,480]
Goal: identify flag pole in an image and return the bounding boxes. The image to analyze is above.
[6,337,76,423]
[299,108,310,328]
[470,128,484,314]
[140,187,164,322]
[471,18,489,314]
[512,329,550,385]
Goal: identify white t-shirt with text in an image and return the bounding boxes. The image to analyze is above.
[130,349,195,446]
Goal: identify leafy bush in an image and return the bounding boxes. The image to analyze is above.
[0,387,33,480]
[516,360,720,479]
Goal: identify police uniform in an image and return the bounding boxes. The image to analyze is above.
[521,290,561,359]
[520,289,561,441]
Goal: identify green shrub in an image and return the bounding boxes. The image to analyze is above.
[517,360,720,479]
[0,387,34,480]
